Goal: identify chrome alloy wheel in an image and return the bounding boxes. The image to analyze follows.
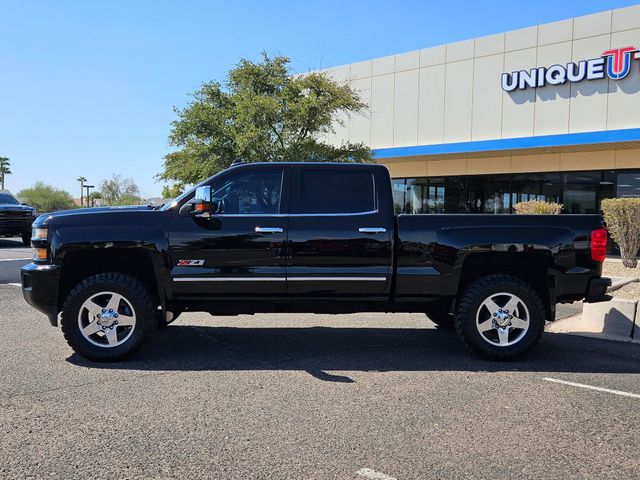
[77,291,137,348]
[475,292,530,347]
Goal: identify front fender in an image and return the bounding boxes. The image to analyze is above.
[50,223,172,310]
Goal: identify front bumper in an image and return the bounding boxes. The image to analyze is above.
[21,262,61,326]
[584,276,612,303]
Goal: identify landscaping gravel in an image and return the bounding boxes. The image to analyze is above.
[603,260,640,300]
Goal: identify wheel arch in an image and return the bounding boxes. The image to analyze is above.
[457,252,555,321]
[57,247,167,312]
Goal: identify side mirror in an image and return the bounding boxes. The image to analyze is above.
[191,186,224,217]
[192,186,212,217]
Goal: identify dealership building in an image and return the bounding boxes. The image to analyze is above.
[321,5,640,216]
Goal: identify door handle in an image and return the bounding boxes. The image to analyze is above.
[255,226,284,233]
[359,227,386,234]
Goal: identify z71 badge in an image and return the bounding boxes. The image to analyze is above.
[177,259,205,266]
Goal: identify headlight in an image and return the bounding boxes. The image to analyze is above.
[32,227,47,240]
[31,227,48,261]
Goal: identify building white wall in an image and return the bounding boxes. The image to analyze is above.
[320,4,640,149]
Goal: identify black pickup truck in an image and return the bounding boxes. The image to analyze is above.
[0,190,36,245]
[21,162,609,361]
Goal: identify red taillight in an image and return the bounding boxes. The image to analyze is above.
[591,228,607,262]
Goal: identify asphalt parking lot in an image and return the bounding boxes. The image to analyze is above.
[1,240,639,479]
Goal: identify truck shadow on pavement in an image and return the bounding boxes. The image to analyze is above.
[66,324,640,379]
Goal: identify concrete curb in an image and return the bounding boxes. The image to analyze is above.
[547,297,640,344]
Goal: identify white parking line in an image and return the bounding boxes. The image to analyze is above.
[543,377,640,399]
[0,257,30,262]
[6,283,22,287]
[356,468,398,480]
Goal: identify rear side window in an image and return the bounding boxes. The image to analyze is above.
[292,169,376,214]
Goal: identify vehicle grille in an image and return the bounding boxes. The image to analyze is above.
[0,210,32,227]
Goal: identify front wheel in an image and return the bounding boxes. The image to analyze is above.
[21,232,31,246]
[60,273,156,361]
[454,275,545,360]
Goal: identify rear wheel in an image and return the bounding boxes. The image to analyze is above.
[21,232,31,246]
[454,275,545,360]
[61,273,156,361]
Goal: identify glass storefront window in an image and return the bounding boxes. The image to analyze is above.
[427,178,446,213]
[406,178,429,213]
[405,177,449,213]
[617,171,640,198]
[391,179,407,213]
[444,177,467,213]
[562,171,601,214]
[467,175,511,214]
[601,170,616,202]
[511,173,561,210]
[390,168,640,216]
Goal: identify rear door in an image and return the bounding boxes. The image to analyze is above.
[286,165,393,296]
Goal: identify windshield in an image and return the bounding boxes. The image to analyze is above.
[0,193,19,205]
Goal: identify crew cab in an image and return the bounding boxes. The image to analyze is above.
[0,190,36,245]
[21,162,610,361]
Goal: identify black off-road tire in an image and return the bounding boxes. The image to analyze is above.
[60,273,156,362]
[426,311,454,328]
[454,275,545,360]
[21,232,31,246]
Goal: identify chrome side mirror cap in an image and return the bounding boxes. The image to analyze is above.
[192,186,212,217]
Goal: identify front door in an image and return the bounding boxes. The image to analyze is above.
[168,166,288,296]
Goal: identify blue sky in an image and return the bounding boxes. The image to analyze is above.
[1,0,638,198]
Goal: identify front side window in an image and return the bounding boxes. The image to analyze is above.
[211,169,283,215]
[292,169,375,214]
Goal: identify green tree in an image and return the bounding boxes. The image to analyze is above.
[158,53,372,185]
[0,157,11,190]
[99,174,141,206]
[17,182,76,212]
[89,191,102,207]
[161,183,184,198]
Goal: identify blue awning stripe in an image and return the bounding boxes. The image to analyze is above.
[372,128,640,159]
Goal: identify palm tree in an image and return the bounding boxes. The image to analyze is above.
[0,157,11,190]
[77,176,87,206]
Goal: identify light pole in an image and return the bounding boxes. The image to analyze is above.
[77,176,87,206]
[84,185,94,207]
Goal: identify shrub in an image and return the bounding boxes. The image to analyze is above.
[601,198,640,268]
[514,200,563,215]
[17,182,76,212]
